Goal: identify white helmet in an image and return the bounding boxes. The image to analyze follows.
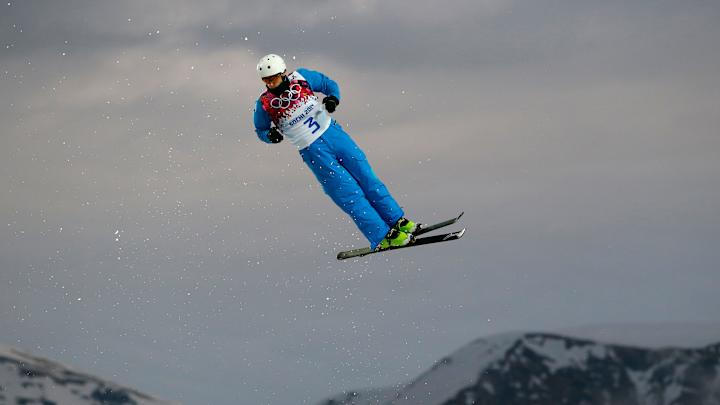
[256,54,287,78]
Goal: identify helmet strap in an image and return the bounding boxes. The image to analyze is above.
[268,75,290,96]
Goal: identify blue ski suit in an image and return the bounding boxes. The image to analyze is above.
[253,68,404,249]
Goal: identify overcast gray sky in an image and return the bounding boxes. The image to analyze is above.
[2,1,720,404]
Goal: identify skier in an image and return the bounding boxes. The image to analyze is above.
[253,54,417,251]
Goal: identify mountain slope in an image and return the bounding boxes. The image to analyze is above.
[321,332,720,405]
[0,344,175,405]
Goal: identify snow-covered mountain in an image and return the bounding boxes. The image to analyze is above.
[320,332,720,405]
[0,344,175,405]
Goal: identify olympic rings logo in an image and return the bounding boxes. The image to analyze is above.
[270,83,303,109]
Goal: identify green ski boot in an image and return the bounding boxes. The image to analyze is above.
[395,217,419,234]
[377,228,414,250]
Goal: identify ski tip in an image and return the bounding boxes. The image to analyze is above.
[443,228,466,240]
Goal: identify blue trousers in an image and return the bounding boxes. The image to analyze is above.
[300,122,404,249]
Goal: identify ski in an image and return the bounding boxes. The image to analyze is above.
[336,212,465,260]
[413,212,464,237]
[337,228,466,260]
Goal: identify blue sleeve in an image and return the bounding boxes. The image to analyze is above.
[297,68,340,102]
[253,98,273,143]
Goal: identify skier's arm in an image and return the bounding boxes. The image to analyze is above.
[253,99,274,143]
[297,68,341,102]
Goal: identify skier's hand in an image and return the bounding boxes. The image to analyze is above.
[268,127,283,144]
[323,96,339,113]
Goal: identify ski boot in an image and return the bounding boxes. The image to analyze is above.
[395,217,420,235]
[377,228,414,250]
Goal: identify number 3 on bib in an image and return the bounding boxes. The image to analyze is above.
[303,117,321,134]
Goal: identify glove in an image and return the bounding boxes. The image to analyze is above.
[323,95,339,113]
[267,127,283,144]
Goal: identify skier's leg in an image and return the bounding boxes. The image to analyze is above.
[323,123,404,227]
[300,136,390,249]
